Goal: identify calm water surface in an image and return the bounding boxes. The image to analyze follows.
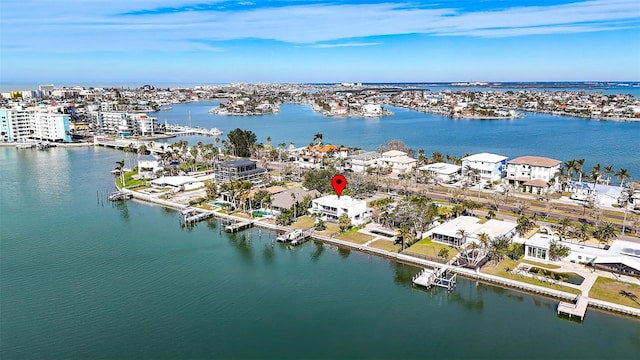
[1,147,639,359]
[152,102,640,180]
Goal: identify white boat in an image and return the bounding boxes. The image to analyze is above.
[16,142,35,149]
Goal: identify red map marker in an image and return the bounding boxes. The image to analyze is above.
[331,174,347,198]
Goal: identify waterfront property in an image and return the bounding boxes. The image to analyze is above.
[428,216,516,247]
[379,150,417,174]
[150,176,205,192]
[505,156,561,193]
[0,105,71,142]
[348,150,382,173]
[137,155,160,179]
[269,188,321,214]
[214,158,267,184]
[418,162,461,183]
[310,195,372,225]
[461,152,508,183]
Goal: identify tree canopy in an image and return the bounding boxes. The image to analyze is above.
[225,128,257,157]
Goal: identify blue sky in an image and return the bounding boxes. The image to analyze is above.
[1,0,639,84]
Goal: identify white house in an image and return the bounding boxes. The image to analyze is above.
[461,153,508,183]
[418,162,461,183]
[505,156,561,193]
[150,176,204,192]
[310,195,372,226]
[362,103,382,117]
[137,155,161,179]
[428,216,517,247]
[380,150,417,174]
[348,150,381,173]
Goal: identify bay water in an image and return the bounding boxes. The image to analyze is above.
[1,145,639,359]
[152,102,640,181]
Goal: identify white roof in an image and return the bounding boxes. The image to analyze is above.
[382,150,408,157]
[462,152,508,163]
[418,162,461,175]
[523,233,553,250]
[430,216,482,238]
[472,220,517,239]
[592,256,640,272]
[150,176,201,187]
[312,195,367,210]
[608,240,640,258]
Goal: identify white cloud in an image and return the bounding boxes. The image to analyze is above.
[308,42,381,48]
[0,0,638,52]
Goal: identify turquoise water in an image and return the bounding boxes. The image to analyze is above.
[152,102,640,181]
[1,147,640,359]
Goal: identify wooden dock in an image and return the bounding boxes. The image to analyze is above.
[225,220,252,232]
[183,211,214,225]
[557,296,589,320]
[412,266,457,291]
[277,228,313,245]
[108,191,133,201]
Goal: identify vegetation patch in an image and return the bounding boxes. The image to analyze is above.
[481,259,581,295]
[291,216,315,229]
[589,277,640,309]
[369,240,402,252]
[404,238,458,261]
[335,231,374,244]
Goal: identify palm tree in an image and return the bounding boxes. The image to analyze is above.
[575,222,590,244]
[557,217,572,242]
[594,222,617,248]
[589,163,601,186]
[603,165,614,185]
[615,168,631,189]
[397,226,413,251]
[456,229,468,248]
[313,132,323,146]
[574,158,585,184]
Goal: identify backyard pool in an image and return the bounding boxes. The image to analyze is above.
[528,267,585,286]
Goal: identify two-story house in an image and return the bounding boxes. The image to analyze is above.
[505,156,561,194]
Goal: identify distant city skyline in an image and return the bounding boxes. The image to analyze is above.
[2,0,639,83]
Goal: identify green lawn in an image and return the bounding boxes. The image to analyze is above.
[117,171,147,188]
[370,240,401,252]
[404,238,459,261]
[291,216,315,229]
[481,259,581,295]
[317,223,340,237]
[335,231,374,244]
[589,277,640,309]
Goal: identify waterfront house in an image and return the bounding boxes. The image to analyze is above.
[214,159,267,184]
[380,150,417,175]
[417,162,461,184]
[461,153,508,183]
[270,188,321,214]
[505,156,561,194]
[427,216,516,247]
[150,176,204,192]
[137,155,160,179]
[310,195,372,226]
[348,150,382,173]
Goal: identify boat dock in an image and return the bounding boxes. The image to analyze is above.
[277,228,313,245]
[557,296,589,321]
[108,191,133,201]
[225,220,252,232]
[412,266,457,291]
[164,125,223,137]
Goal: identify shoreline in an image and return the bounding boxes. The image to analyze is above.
[118,184,640,320]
